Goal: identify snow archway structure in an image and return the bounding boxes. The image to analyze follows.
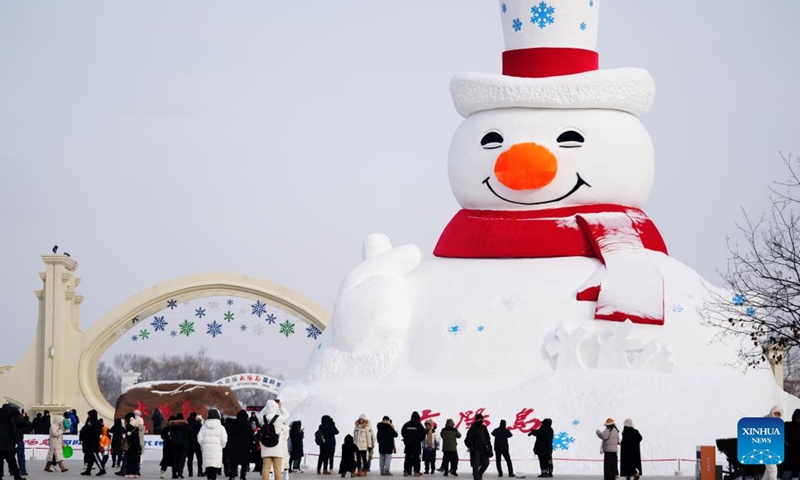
[0,254,329,421]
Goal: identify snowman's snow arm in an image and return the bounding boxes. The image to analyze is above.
[575,212,665,326]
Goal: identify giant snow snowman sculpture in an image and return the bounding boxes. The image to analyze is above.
[287,1,800,472]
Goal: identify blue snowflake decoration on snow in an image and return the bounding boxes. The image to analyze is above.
[512,18,522,32]
[746,306,757,317]
[449,325,461,333]
[195,307,206,318]
[151,316,168,332]
[477,326,485,332]
[671,304,685,313]
[206,320,223,338]
[227,299,234,306]
[131,335,138,342]
[580,22,587,31]
[306,325,322,340]
[589,0,594,6]
[502,3,507,14]
[252,300,267,317]
[265,313,277,324]
[167,299,178,310]
[732,293,746,306]
[240,324,247,332]
[531,1,555,29]
[572,419,580,426]
[553,431,575,451]
[170,330,177,337]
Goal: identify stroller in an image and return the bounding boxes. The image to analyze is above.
[716,438,767,480]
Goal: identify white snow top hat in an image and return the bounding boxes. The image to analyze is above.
[450,0,655,117]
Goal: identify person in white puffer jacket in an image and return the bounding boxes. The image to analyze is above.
[198,409,228,480]
[260,400,290,480]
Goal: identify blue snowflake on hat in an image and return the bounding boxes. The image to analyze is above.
[452,0,654,118]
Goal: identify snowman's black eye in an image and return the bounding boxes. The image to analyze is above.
[557,130,585,148]
[481,131,504,150]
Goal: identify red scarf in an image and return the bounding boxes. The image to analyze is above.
[434,204,668,325]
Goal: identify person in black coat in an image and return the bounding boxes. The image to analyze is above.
[492,420,514,477]
[0,405,22,480]
[170,414,191,479]
[376,417,398,475]
[783,409,800,480]
[401,412,426,476]
[161,417,176,478]
[528,418,553,478]
[464,414,492,480]
[289,421,304,473]
[187,412,204,477]
[620,419,642,480]
[339,435,358,478]
[110,418,125,469]
[80,409,104,476]
[124,414,142,478]
[317,415,340,475]
[152,409,165,435]
[227,411,254,480]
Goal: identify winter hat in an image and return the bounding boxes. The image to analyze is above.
[770,406,784,417]
[603,418,615,426]
[359,414,367,421]
[133,409,142,418]
[623,419,633,428]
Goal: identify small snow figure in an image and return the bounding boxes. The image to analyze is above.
[306,325,322,339]
[528,418,554,477]
[151,316,168,332]
[279,320,296,337]
[167,299,178,310]
[251,300,267,317]
[195,307,206,318]
[530,1,555,29]
[732,293,747,306]
[206,320,223,338]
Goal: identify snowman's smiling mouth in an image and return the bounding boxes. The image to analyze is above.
[482,173,591,206]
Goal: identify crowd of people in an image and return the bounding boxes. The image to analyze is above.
[2,401,649,480]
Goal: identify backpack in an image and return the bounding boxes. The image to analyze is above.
[314,428,326,446]
[260,415,280,448]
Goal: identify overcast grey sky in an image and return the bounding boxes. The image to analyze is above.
[1,1,798,371]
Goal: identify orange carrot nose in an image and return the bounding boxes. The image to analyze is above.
[494,142,558,190]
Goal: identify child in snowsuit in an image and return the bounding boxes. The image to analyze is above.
[528,419,553,478]
[422,420,441,475]
[340,435,358,478]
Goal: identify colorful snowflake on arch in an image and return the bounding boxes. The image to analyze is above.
[279,320,296,337]
[207,321,223,338]
[306,325,322,340]
[179,320,195,337]
[151,316,168,332]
